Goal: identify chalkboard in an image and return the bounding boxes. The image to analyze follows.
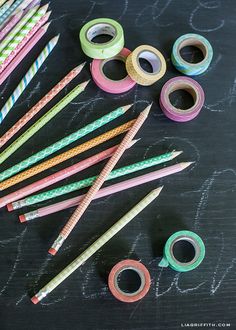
[0,0,236,329]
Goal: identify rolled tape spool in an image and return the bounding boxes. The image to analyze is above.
[90,47,136,94]
[158,230,205,272]
[159,76,205,122]
[171,33,213,76]
[108,260,151,303]
[126,45,166,86]
[79,18,124,59]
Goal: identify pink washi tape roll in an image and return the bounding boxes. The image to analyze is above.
[90,47,136,94]
[159,76,205,122]
[108,259,151,303]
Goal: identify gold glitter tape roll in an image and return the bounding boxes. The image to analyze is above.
[126,45,166,86]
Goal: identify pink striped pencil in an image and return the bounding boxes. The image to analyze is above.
[0,10,23,41]
[0,10,51,75]
[0,63,85,147]
[1,141,136,209]
[49,104,151,255]
[19,162,193,222]
[0,21,50,86]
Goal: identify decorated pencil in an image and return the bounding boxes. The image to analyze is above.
[31,187,163,304]
[0,35,59,124]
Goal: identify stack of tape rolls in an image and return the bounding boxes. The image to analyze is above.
[80,18,167,93]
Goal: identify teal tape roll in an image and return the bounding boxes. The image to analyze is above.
[158,230,205,272]
[171,33,213,76]
[80,18,124,59]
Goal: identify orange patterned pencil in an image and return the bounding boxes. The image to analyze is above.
[49,104,151,255]
[0,120,135,191]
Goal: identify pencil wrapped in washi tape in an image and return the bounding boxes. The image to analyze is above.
[0,21,50,86]
[0,63,85,148]
[0,0,37,26]
[49,104,151,255]
[0,34,59,124]
[5,151,180,209]
[0,4,49,69]
[0,10,51,75]
[31,187,162,304]
[0,80,89,164]
[0,10,23,42]
[0,105,133,181]
[0,120,135,191]
[0,5,39,53]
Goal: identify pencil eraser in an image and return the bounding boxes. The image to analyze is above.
[48,248,57,256]
[19,214,26,223]
[7,203,13,212]
[31,296,39,304]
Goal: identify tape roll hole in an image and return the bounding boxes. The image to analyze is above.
[171,237,200,265]
[102,57,127,81]
[115,267,145,296]
[87,23,116,44]
[178,39,207,64]
[138,51,161,74]
[168,83,198,110]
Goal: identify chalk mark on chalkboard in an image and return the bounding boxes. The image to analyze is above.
[143,136,200,172]
[211,233,236,295]
[0,77,10,97]
[155,268,205,297]
[13,82,41,109]
[82,1,107,24]
[117,0,128,20]
[0,228,27,296]
[15,293,27,306]
[135,0,173,27]
[51,14,69,23]
[189,2,224,32]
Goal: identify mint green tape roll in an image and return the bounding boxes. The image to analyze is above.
[171,33,213,76]
[158,230,205,272]
[80,18,124,59]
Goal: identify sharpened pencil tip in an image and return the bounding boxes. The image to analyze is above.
[73,62,86,73]
[51,34,60,44]
[152,186,164,196]
[123,104,133,112]
[80,80,90,89]
[142,103,152,117]
[171,150,183,159]
[41,3,50,11]
[129,138,140,147]
[181,161,194,169]
[43,21,51,31]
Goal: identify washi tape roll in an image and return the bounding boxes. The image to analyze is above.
[90,47,136,94]
[126,45,166,86]
[159,76,205,122]
[108,260,151,303]
[80,18,124,59]
[158,230,205,272]
[171,33,213,76]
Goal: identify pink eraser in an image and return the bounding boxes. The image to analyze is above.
[7,203,13,212]
[48,248,57,256]
[19,214,26,223]
[31,296,39,304]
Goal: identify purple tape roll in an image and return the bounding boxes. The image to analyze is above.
[159,77,205,122]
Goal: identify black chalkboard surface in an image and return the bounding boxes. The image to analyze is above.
[0,0,236,329]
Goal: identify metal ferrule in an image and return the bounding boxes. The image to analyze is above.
[25,210,39,221]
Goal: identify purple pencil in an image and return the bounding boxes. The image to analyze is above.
[19,162,192,222]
